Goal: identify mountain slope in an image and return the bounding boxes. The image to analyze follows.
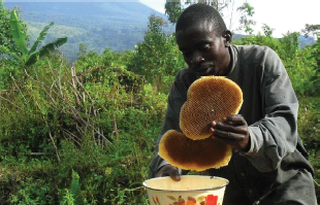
[6,2,166,25]
[4,2,315,62]
[4,2,169,62]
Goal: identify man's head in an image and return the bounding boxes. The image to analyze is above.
[176,3,227,37]
[175,4,232,76]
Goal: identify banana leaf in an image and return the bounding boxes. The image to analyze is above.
[9,10,28,56]
[28,22,54,56]
[26,37,67,66]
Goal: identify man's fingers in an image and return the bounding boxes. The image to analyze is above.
[210,115,250,151]
[169,168,181,181]
[212,121,247,134]
[156,165,181,181]
[224,115,246,125]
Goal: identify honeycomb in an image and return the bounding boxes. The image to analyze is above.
[158,76,243,171]
[180,76,243,140]
[159,130,232,171]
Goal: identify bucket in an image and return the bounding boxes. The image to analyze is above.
[143,175,229,205]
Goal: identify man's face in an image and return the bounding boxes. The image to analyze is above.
[176,23,231,76]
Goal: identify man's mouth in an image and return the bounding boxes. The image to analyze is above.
[189,63,216,75]
[197,66,214,75]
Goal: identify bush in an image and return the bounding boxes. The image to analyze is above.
[233,33,319,96]
[0,56,167,204]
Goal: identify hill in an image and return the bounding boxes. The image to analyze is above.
[4,2,316,62]
[4,2,170,62]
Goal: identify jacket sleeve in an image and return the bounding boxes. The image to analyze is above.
[243,48,299,172]
[149,73,188,178]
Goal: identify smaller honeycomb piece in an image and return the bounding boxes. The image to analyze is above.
[159,130,232,171]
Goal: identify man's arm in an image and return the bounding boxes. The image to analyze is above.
[242,48,299,172]
[210,47,300,172]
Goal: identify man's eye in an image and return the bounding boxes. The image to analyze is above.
[201,44,210,50]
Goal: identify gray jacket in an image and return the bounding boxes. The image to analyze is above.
[149,45,317,205]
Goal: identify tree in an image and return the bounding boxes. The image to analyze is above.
[262,23,274,37]
[301,24,320,39]
[237,2,256,35]
[0,2,28,56]
[0,2,12,53]
[165,0,231,24]
[0,9,67,68]
[129,14,185,92]
[77,42,87,59]
[280,32,300,60]
[1,6,30,89]
[301,24,320,86]
[165,1,184,24]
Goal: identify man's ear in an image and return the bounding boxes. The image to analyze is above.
[223,30,232,47]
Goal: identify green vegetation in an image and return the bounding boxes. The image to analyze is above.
[0,4,319,204]
[4,2,170,62]
[129,14,186,93]
[1,10,67,68]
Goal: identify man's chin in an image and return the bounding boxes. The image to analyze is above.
[199,73,212,77]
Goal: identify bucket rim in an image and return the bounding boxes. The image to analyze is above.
[142,175,229,192]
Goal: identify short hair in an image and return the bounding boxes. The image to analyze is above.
[176,3,227,37]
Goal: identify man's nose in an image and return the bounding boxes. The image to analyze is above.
[191,52,204,64]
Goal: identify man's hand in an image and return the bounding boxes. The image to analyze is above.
[155,164,181,181]
[209,115,250,152]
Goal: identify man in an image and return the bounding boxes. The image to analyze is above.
[148,3,317,205]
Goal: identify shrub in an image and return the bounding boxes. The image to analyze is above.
[0,56,167,204]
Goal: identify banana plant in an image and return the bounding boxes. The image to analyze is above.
[0,9,67,67]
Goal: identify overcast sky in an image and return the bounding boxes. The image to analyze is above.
[139,0,320,38]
